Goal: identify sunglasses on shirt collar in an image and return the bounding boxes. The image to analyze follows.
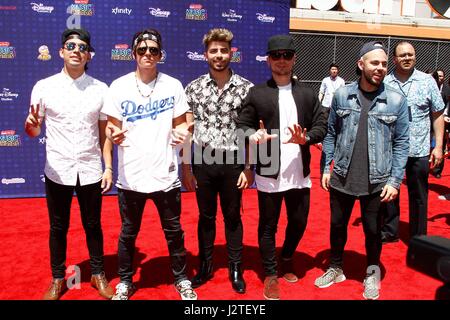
[135,45,161,57]
[269,50,295,61]
[64,42,89,53]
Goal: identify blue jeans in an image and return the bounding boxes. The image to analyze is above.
[117,187,187,284]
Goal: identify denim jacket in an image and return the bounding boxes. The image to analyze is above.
[321,82,409,189]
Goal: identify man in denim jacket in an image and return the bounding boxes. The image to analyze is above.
[314,41,409,300]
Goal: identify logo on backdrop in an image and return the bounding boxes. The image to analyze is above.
[186,51,206,61]
[0,42,16,59]
[159,49,167,64]
[256,55,268,62]
[149,7,171,18]
[1,177,26,185]
[256,13,275,23]
[222,9,243,22]
[186,4,207,20]
[0,130,21,147]
[30,2,55,13]
[37,45,51,61]
[231,47,242,63]
[69,0,94,16]
[112,7,132,15]
[0,6,17,10]
[0,88,19,102]
[111,44,133,61]
[39,137,46,145]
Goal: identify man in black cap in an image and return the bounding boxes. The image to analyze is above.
[237,34,327,300]
[25,28,114,300]
[315,41,409,300]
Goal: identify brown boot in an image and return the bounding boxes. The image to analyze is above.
[91,272,114,299]
[263,275,280,300]
[280,258,298,283]
[43,278,66,300]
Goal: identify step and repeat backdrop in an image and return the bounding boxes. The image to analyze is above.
[0,0,289,198]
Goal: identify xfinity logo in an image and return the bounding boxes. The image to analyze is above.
[112,7,132,15]
[30,2,54,13]
[256,55,268,62]
[149,7,171,18]
[187,51,206,61]
[2,178,26,185]
[256,13,275,23]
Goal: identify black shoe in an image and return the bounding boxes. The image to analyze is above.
[229,262,246,294]
[382,235,399,244]
[191,260,213,288]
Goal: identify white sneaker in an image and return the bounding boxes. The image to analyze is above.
[111,282,136,300]
[314,267,346,288]
[175,280,198,300]
[363,273,380,300]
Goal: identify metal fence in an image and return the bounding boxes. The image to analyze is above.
[290,31,450,94]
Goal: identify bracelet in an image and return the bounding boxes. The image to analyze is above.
[105,167,113,172]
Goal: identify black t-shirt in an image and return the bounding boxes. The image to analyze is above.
[330,85,384,196]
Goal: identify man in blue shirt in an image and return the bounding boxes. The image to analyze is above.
[382,41,445,242]
[316,41,409,300]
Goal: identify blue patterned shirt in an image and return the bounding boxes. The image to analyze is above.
[384,69,445,157]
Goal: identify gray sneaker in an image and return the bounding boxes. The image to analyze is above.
[314,267,346,288]
[111,282,136,300]
[363,273,380,300]
[175,280,198,300]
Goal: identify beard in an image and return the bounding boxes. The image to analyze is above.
[208,59,230,72]
[363,70,384,87]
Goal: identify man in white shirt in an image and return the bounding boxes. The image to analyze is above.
[102,28,197,301]
[319,63,345,109]
[25,28,114,300]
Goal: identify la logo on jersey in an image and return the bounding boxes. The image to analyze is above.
[426,0,450,18]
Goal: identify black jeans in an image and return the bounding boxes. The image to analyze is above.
[257,188,310,276]
[192,161,244,264]
[45,175,104,279]
[329,188,383,269]
[117,187,187,284]
[382,156,429,238]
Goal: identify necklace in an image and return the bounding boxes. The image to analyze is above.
[135,72,158,98]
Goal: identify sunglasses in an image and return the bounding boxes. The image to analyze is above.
[269,51,295,61]
[64,42,89,53]
[136,45,160,56]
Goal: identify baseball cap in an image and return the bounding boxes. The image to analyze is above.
[359,41,386,58]
[61,28,94,52]
[267,34,295,53]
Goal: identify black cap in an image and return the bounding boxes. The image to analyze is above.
[61,28,94,52]
[359,41,386,58]
[267,34,295,53]
[132,29,162,51]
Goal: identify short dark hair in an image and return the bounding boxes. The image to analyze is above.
[329,63,339,70]
[393,41,413,56]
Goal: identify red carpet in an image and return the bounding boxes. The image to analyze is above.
[0,147,449,300]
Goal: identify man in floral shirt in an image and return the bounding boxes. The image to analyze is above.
[183,28,253,294]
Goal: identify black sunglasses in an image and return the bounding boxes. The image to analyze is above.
[136,45,160,56]
[269,51,295,61]
[64,42,89,53]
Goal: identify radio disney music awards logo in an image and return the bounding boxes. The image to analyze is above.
[230,47,242,63]
[186,51,206,61]
[111,44,133,61]
[222,9,243,22]
[69,0,94,16]
[30,2,55,13]
[112,6,132,15]
[0,130,21,147]
[256,13,275,23]
[0,42,16,59]
[37,45,51,61]
[149,7,171,18]
[186,4,207,20]
[0,88,19,102]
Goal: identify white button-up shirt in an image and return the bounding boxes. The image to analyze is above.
[30,70,108,186]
